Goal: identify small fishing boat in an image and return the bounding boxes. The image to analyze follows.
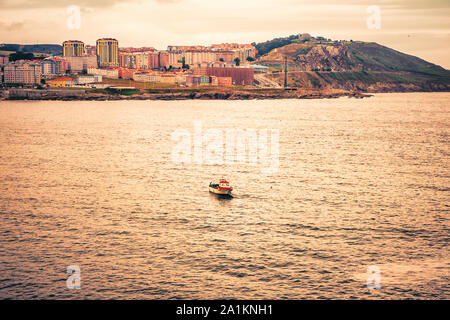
[209,178,233,196]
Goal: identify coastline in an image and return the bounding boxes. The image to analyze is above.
[2,87,449,102]
[1,88,373,101]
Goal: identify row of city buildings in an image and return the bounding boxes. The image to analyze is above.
[61,39,257,69]
[45,73,232,89]
[1,38,261,87]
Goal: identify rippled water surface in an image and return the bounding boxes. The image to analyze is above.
[0,93,449,299]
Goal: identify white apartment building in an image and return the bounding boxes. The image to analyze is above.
[4,61,41,84]
[133,72,161,82]
[77,75,102,84]
[87,67,119,79]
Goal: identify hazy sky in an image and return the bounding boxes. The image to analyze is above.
[0,0,449,68]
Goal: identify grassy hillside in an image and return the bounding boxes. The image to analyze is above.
[253,34,450,92]
[347,42,449,78]
[0,44,62,56]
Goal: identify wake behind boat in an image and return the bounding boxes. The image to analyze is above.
[209,178,233,196]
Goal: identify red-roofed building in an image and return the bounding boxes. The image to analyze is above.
[47,77,76,87]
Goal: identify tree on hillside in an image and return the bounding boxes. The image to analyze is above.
[234,57,240,66]
[9,51,35,61]
[181,57,187,69]
[252,34,300,57]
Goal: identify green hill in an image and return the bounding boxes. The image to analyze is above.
[0,44,62,56]
[253,34,450,92]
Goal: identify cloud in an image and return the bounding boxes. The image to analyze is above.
[0,0,184,9]
[154,0,184,3]
[0,21,24,31]
[285,0,450,10]
[0,0,133,9]
[379,0,449,10]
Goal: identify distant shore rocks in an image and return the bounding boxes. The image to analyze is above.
[2,88,373,101]
[4,89,371,101]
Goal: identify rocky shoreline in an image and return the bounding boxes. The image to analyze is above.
[1,89,372,101]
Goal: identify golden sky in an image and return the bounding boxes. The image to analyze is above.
[0,0,449,68]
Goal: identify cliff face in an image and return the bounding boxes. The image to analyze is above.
[266,69,450,92]
[255,36,450,92]
[259,42,357,72]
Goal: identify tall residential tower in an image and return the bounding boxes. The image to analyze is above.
[96,38,119,68]
[63,40,85,57]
